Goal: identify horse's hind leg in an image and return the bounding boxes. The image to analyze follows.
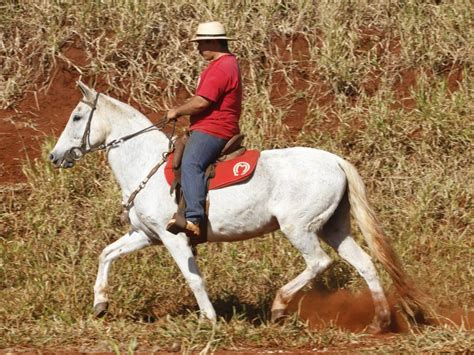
[93,230,153,317]
[271,225,332,322]
[320,195,390,333]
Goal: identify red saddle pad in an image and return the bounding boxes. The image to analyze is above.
[165,150,260,190]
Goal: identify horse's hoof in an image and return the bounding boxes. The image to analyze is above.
[93,302,109,318]
[271,309,287,323]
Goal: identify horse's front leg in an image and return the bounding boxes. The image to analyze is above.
[160,232,216,321]
[93,230,153,317]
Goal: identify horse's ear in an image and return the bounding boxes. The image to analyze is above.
[77,81,96,102]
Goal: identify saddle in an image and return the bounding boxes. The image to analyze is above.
[170,133,247,192]
[165,133,260,245]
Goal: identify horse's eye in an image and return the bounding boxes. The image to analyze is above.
[73,115,82,122]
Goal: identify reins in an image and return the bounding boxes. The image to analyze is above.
[66,92,177,215]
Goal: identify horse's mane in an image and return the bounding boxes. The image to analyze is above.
[99,93,171,147]
[101,94,151,123]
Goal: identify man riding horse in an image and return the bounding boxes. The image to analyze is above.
[165,21,242,237]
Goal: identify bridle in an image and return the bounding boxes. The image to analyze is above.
[64,91,176,213]
[64,92,101,162]
[65,92,175,162]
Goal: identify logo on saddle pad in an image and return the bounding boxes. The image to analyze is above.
[165,150,260,190]
[233,162,251,176]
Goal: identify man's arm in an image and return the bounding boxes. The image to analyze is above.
[167,95,211,120]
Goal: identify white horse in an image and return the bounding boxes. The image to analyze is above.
[50,82,427,333]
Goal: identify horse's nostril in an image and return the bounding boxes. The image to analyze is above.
[49,153,55,161]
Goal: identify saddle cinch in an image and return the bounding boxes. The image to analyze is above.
[164,133,260,244]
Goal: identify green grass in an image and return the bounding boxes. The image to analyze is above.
[1,0,473,352]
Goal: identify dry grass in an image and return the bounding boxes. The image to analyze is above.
[1,0,473,352]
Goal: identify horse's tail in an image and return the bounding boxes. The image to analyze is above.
[336,157,432,322]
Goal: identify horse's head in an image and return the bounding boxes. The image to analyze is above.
[49,81,109,168]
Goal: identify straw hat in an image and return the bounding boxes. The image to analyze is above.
[190,21,235,41]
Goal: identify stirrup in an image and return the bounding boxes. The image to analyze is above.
[166,214,200,237]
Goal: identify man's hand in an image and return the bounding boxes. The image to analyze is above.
[167,108,180,121]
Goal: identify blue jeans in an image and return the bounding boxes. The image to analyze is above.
[181,131,227,222]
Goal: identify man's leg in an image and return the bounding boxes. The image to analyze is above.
[181,131,227,224]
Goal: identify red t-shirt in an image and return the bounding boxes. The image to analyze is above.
[190,54,242,140]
